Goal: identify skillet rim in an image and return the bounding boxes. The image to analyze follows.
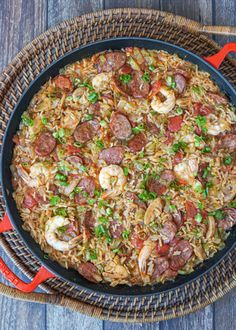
[1,37,236,297]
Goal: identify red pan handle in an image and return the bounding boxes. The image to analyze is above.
[204,42,236,69]
[0,213,56,292]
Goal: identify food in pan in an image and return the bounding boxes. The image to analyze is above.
[11,47,236,286]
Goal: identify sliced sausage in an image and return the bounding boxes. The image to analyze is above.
[217,208,236,230]
[23,191,38,209]
[167,116,183,132]
[156,243,170,257]
[35,132,56,157]
[110,113,132,140]
[193,103,213,116]
[128,133,147,152]
[78,262,102,283]
[109,220,124,238]
[126,191,147,210]
[169,240,193,271]
[231,123,236,134]
[145,117,160,135]
[100,51,127,72]
[174,74,186,93]
[172,150,184,166]
[161,268,178,279]
[74,119,100,144]
[146,178,167,196]
[114,70,150,98]
[160,170,176,183]
[185,201,198,219]
[175,67,191,79]
[153,257,170,277]
[99,146,124,165]
[67,155,83,165]
[208,92,228,105]
[54,75,73,92]
[172,211,184,228]
[74,177,96,205]
[218,134,236,152]
[131,233,145,249]
[160,220,177,244]
[84,210,95,232]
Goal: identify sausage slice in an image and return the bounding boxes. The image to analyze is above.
[110,113,132,140]
[74,119,100,144]
[35,132,56,156]
[99,146,124,165]
[78,262,102,283]
[128,133,147,152]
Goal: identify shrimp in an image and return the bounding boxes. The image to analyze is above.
[138,240,156,274]
[150,87,175,114]
[45,216,81,251]
[206,114,230,136]
[221,177,236,203]
[99,165,126,196]
[61,109,80,130]
[103,259,129,280]
[144,198,163,225]
[92,72,111,92]
[194,245,206,261]
[206,216,216,239]
[174,157,199,185]
[17,163,50,188]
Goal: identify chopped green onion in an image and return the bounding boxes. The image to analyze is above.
[57,226,67,234]
[44,254,49,260]
[123,167,129,176]
[171,141,188,153]
[55,207,67,216]
[119,74,132,83]
[122,230,130,239]
[74,187,82,194]
[202,146,211,153]
[169,204,176,211]
[176,107,183,115]
[142,71,150,82]
[132,123,145,134]
[195,213,202,223]
[53,128,65,139]
[194,135,204,147]
[59,181,69,187]
[66,95,73,101]
[202,166,210,179]
[148,65,156,72]
[86,250,97,260]
[191,86,204,95]
[196,115,208,134]
[41,116,48,125]
[83,114,94,121]
[50,196,60,206]
[78,165,87,172]
[198,201,203,211]
[87,198,96,205]
[88,92,99,104]
[106,208,112,216]
[55,173,67,181]
[95,139,104,149]
[223,155,233,165]
[94,189,101,197]
[138,190,157,201]
[21,114,34,127]
[229,201,236,208]
[78,81,94,90]
[166,76,176,88]
[112,248,121,254]
[100,120,107,127]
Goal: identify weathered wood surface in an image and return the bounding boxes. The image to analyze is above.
[0,1,235,329]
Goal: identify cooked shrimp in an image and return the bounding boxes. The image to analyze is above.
[221,177,236,203]
[99,165,126,196]
[206,114,230,136]
[45,216,81,251]
[194,245,206,261]
[92,72,111,92]
[206,216,216,239]
[138,240,156,274]
[61,109,80,130]
[17,163,50,188]
[174,157,199,185]
[103,259,129,280]
[150,87,175,114]
[144,198,163,225]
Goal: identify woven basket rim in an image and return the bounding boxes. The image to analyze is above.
[0,7,235,322]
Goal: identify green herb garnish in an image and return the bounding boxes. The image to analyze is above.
[172,141,188,153]
[196,115,208,134]
[88,92,99,104]
[132,123,145,134]
[21,114,34,127]
[166,76,176,88]
[119,74,132,83]
[55,173,67,181]
[138,190,157,201]
[123,167,129,176]
[41,117,48,125]
[142,71,150,82]
[223,155,233,165]
[50,196,60,206]
[148,65,156,71]
[202,146,211,153]
[195,213,202,223]
[55,207,67,217]
[95,139,104,149]
[176,107,183,115]
[122,230,130,239]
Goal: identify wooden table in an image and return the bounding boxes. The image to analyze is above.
[0,1,235,329]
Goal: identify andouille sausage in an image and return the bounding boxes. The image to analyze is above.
[174,74,186,93]
[217,208,236,230]
[74,119,100,143]
[54,75,73,92]
[128,133,147,152]
[169,240,193,270]
[218,134,236,152]
[74,177,96,205]
[160,220,177,244]
[99,51,127,72]
[153,257,170,277]
[99,146,124,165]
[110,113,132,140]
[35,132,56,156]
[78,262,102,283]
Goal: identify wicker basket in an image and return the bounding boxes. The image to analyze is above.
[0,8,235,323]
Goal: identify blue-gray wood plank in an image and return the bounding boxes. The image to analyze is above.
[0,0,235,329]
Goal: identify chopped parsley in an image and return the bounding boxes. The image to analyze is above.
[142,71,150,82]
[119,74,132,83]
[132,123,145,134]
[88,92,99,104]
[21,114,34,127]
[50,196,60,206]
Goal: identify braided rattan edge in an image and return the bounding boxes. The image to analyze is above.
[0,8,236,322]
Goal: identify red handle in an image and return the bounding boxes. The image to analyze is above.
[0,213,56,292]
[204,42,236,69]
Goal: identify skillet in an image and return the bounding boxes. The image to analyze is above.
[1,37,236,296]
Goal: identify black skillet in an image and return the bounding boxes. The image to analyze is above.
[0,38,236,296]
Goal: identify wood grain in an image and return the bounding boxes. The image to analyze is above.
[104,0,161,9]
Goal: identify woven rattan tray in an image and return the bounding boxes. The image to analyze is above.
[0,8,236,323]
